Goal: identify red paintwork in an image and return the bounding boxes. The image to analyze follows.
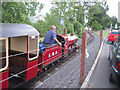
[38,55,43,73]
[26,60,38,81]
[64,38,69,55]
[39,45,62,68]
[57,34,77,45]
[0,70,9,89]
[57,35,69,55]
[57,34,77,55]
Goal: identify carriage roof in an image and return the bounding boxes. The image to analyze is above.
[0,23,40,38]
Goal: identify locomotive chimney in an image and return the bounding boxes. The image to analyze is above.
[64,27,66,35]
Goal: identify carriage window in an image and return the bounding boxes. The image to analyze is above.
[29,36,39,60]
[0,39,6,69]
[10,36,27,53]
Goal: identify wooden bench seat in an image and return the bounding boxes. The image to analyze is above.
[9,50,27,77]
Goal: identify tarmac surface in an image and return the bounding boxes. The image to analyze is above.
[87,39,118,88]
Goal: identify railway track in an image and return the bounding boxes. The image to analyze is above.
[16,31,94,89]
[87,31,94,45]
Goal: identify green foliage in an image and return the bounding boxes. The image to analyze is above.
[101,15,111,29]
[49,2,85,37]
[87,3,106,26]
[86,1,118,30]
[118,23,120,29]
[2,2,43,23]
[44,13,63,34]
[73,21,82,37]
[33,20,47,37]
[2,1,119,37]
[75,5,85,25]
[92,20,102,31]
[110,16,118,28]
[34,13,64,37]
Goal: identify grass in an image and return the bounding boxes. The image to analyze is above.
[93,29,110,39]
[102,29,110,39]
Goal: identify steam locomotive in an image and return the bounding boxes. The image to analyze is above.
[0,23,79,89]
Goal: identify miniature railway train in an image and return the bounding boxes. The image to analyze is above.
[0,23,79,89]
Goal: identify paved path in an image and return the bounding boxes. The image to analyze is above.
[88,39,118,88]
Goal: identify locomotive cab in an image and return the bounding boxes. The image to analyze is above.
[39,35,66,52]
[57,35,69,55]
[57,35,66,47]
[57,34,78,55]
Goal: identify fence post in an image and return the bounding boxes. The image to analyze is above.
[80,32,87,84]
[100,30,103,46]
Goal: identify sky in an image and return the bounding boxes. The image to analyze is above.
[106,0,120,19]
[37,0,52,19]
[37,0,120,19]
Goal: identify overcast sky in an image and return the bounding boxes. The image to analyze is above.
[107,0,120,18]
[37,0,120,19]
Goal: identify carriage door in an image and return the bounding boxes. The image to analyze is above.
[0,38,9,89]
[26,35,39,81]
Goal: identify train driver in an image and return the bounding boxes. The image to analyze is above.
[43,25,62,46]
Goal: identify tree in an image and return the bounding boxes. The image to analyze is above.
[110,16,118,28]
[33,20,47,37]
[50,2,85,36]
[2,2,43,23]
[74,4,85,25]
[44,13,63,34]
[86,1,111,30]
[101,15,111,29]
[118,22,120,29]
[74,21,82,37]
[92,20,102,31]
[87,3,106,26]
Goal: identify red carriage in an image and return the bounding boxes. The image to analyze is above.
[0,23,39,89]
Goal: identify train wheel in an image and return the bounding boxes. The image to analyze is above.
[52,63,54,67]
[53,61,56,65]
[58,60,60,63]
[42,68,45,72]
[37,71,41,76]
[45,67,48,71]
[48,64,52,69]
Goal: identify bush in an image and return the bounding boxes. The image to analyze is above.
[74,21,82,37]
[92,20,102,31]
